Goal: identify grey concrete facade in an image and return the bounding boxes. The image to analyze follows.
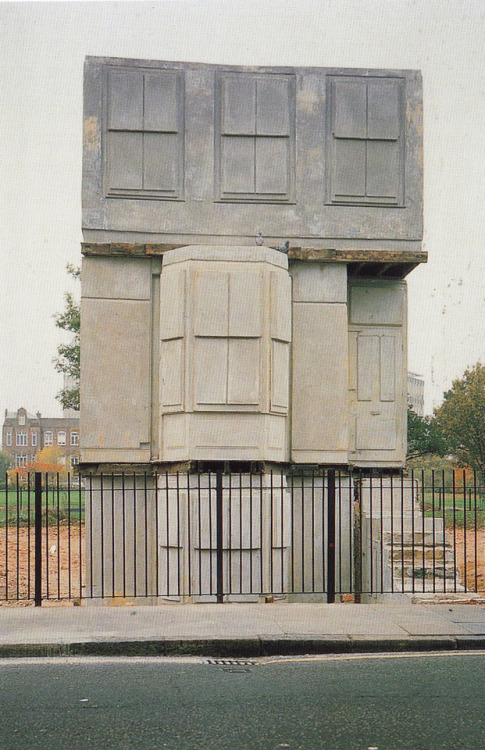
[80,57,425,602]
[81,253,408,468]
[83,57,423,251]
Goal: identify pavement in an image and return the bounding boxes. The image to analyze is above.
[3,600,485,657]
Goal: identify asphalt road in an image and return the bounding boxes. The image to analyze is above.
[1,653,485,749]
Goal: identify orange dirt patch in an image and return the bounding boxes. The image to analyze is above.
[453,527,485,594]
[0,525,85,604]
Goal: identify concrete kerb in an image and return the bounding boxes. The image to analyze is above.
[2,635,485,659]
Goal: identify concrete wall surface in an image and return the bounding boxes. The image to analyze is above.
[85,471,352,602]
[83,57,422,250]
[81,254,408,468]
[349,279,407,467]
[159,246,291,462]
[80,255,161,464]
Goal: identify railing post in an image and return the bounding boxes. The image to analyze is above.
[353,473,362,603]
[34,472,42,607]
[327,469,336,603]
[216,470,224,603]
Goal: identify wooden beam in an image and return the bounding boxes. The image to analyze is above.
[288,247,427,264]
[81,242,184,256]
[81,242,428,268]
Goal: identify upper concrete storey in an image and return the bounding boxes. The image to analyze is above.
[83,57,423,255]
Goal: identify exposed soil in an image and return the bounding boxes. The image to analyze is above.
[452,527,485,594]
[0,525,85,605]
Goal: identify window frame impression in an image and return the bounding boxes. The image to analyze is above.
[215,71,296,204]
[326,74,405,207]
[103,64,185,201]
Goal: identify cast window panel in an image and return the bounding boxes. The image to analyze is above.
[194,269,262,409]
[104,66,184,200]
[327,75,404,206]
[217,72,295,202]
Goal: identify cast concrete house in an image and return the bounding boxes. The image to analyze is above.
[80,57,425,600]
[2,407,80,469]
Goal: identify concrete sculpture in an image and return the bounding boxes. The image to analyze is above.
[80,57,425,601]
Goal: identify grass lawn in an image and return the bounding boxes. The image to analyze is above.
[421,490,485,529]
[0,488,85,526]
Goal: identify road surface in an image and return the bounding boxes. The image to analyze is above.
[1,652,485,749]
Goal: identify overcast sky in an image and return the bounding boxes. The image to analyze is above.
[1,0,484,421]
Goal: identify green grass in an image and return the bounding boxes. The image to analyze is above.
[0,489,85,527]
[422,493,485,529]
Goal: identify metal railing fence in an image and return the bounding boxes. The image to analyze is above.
[0,468,483,604]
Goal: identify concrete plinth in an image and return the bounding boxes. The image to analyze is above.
[157,471,290,602]
[85,474,158,602]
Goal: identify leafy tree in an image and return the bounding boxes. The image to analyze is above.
[7,447,67,485]
[53,264,80,411]
[406,405,448,462]
[434,362,485,488]
[31,446,67,474]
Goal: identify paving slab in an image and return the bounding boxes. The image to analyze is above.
[1,602,485,657]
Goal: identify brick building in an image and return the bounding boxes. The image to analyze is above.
[2,407,80,470]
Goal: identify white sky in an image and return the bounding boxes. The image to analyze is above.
[0,0,484,420]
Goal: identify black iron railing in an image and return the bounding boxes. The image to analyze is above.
[0,469,483,604]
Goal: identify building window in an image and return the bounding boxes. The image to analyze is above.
[44,431,53,446]
[31,432,37,447]
[105,66,184,200]
[18,414,26,426]
[16,431,27,447]
[70,431,79,446]
[70,455,80,468]
[216,72,295,203]
[57,431,66,446]
[15,454,28,467]
[326,75,404,207]
[6,431,12,446]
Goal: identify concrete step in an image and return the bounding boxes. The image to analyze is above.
[392,580,468,594]
[392,562,458,581]
[411,591,483,603]
[383,529,446,546]
[391,546,454,563]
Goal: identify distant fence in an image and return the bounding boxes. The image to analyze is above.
[1,469,484,604]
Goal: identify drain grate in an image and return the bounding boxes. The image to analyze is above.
[205,659,257,666]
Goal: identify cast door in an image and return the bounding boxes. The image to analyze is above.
[349,326,405,463]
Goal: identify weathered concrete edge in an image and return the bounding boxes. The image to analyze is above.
[1,635,485,658]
